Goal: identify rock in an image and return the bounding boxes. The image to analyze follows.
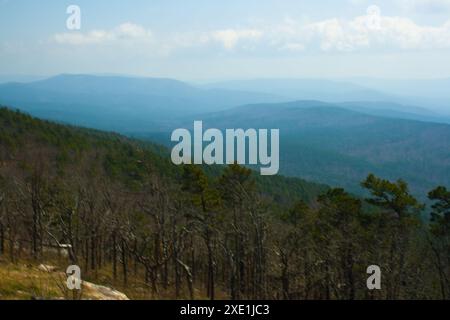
[38,264,58,273]
[82,281,129,300]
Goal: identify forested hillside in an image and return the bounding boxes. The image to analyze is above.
[0,107,448,300]
[3,75,450,198]
[194,100,450,196]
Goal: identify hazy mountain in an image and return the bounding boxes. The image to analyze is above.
[336,101,450,124]
[0,74,48,84]
[0,105,327,204]
[347,77,450,113]
[204,78,450,120]
[0,74,283,132]
[203,78,394,103]
[2,74,449,197]
[187,100,450,196]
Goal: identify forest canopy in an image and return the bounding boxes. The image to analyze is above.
[0,107,448,300]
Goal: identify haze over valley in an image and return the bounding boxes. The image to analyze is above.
[1,74,450,197]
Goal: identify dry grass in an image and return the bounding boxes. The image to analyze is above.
[0,260,66,300]
[0,259,103,300]
[0,257,228,300]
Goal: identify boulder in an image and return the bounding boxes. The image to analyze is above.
[37,264,58,273]
[82,281,129,300]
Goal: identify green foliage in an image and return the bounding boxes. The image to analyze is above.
[280,200,309,226]
[428,186,450,243]
[218,163,255,204]
[182,165,221,211]
[0,106,448,300]
[317,188,362,227]
[361,173,424,220]
[429,186,450,225]
[427,186,450,298]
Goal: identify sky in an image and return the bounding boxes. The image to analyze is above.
[1,0,450,80]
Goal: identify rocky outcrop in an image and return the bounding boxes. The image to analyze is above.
[82,281,129,300]
[37,264,58,273]
[35,263,129,300]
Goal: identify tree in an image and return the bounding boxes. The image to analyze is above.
[218,164,254,299]
[275,200,311,299]
[315,188,363,299]
[361,174,423,299]
[428,186,450,299]
[182,165,220,300]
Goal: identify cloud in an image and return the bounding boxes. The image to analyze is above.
[267,14,450,52]
[53,23,152,45]
[51,16,450,54]
[210,29,263,50]
[114,23,152,39]
[52,24,263,53]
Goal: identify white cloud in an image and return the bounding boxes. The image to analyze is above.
[51,16,450,54]
[114,23,151,39]
[267,14,450,52]
[53,23,262,52]
[53,23,152,45]
[210,29,263,50]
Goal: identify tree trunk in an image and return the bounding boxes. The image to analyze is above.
[112,233,117,281]
[0,223,4,255]
[121,240,128,286]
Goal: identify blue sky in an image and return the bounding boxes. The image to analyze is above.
[1,0,450,80]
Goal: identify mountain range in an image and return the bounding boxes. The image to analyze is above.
[1,74,449,197]
[0,74,282,131]
[183,100,450,195]
[205,78,450,116]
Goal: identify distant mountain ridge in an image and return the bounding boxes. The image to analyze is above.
[2,74,448,129]
[1,74,450,197]
[349,77,450,112]
[0,105,328,204]
[336,101,447,123]
[181,100,450,196]
[203,78,395,103]
[203,78,450,118]
[0,74,283,131]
